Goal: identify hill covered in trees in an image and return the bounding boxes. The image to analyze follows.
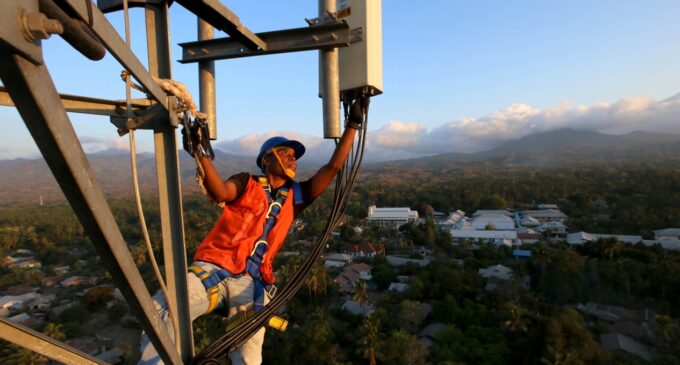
[1,128,679,205]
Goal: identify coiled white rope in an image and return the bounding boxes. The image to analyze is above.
[121,0,179,350]
[119,71,212,201]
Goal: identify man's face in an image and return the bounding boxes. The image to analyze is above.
[266,147,297,178]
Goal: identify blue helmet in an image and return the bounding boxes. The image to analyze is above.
[257,136,306,171]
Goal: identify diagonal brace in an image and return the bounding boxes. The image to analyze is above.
[58,0,169,111]
[0,52,182,365]
[0,318,106,365]
[174,0,266,51]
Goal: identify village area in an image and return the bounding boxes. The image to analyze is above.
[2,202,680,364]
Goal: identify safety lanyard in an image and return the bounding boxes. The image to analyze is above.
[244,177,290,283]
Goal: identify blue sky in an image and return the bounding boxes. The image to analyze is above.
[1,1,680,160]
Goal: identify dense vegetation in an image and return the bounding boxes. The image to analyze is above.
[1,164,679,364]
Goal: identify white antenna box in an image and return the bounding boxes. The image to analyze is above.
[338,0,383,95]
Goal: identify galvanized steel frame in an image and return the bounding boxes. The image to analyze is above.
[0,0,358,363]
[0,50,182,365]
[144,2,194,361]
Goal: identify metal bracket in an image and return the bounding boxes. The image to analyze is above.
[110,95,179,134]
[0,0,43,65]
[180,22,362,63]
[305,5,351,26]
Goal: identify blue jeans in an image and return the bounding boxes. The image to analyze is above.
[139,261,267,365]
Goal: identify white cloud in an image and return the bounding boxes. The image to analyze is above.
[209,93,680,163]
[78,136,107,153]
[371,121,427,148]
[363,94,680,159]
[78,135,129,153]
[171,93,680,163]
[215,131,332,162]
[107,136,129,150]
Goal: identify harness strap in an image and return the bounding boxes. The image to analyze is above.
[188,265,229,314]
[189,176,295,315]
[247,177,290,311]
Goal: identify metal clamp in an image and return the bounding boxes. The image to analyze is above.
[110,96,180,135]
[250,240,268,257]
[267,284,277,298]
[266,202,283,218]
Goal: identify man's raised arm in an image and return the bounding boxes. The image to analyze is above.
[307,98,367,199]
[198,157,240,204]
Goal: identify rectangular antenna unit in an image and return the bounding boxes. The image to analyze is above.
[338,0,383,95]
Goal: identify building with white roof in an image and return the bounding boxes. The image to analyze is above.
[366,205,419,229]
[521,209,567,224]
[449,229,520,246]
[567,232,643,245]
[654,228,680,241]
[470,211,516,230]
[641,239,680,251]
[0,292,40,314]
[568,231,680,251]
[324,253,352,268]
[536,221,567,234]
[520,216,541,227]
[478,264,513,281]
[437,210,466,230]
[472,210,512,217]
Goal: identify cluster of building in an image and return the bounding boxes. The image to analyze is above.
[567,228,680,250]
[1,249,129,363]
[366,204,680,250]
[576,302,658,361]
[442,206,567,246]
[1,249,41,270]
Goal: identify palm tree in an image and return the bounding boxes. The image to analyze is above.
[305,271,318,298]
[352,280,369,315]
[603,240,623,260]
[358,316,381,365]
[1,345,46,365]
[503,302,529,333]
[312,260,328,297]
[655,315,678,345]
[42,323,65,341]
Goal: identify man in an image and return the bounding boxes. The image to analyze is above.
[139,98,366,364]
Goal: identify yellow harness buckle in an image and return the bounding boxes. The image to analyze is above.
[268,316,288,332]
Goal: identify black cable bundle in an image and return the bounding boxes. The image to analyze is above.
[191,94,370,365]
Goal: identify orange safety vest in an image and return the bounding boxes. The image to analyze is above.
[193,175,295,284]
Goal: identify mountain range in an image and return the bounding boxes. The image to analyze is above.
[369,128,680,171]
[1,128,678,205]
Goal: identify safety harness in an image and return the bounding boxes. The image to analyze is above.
[188,176,303,330]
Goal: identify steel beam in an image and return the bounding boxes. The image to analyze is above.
[98,0,168,13]
[198,19,217,139]
[0,318,106,365]
[0,52,182,365]
[180,22,358,63]
[60,0,169,110]
[174,0,266,51]
[145,2,194,361]
[0,86,152,116]
[319,0,341,139]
